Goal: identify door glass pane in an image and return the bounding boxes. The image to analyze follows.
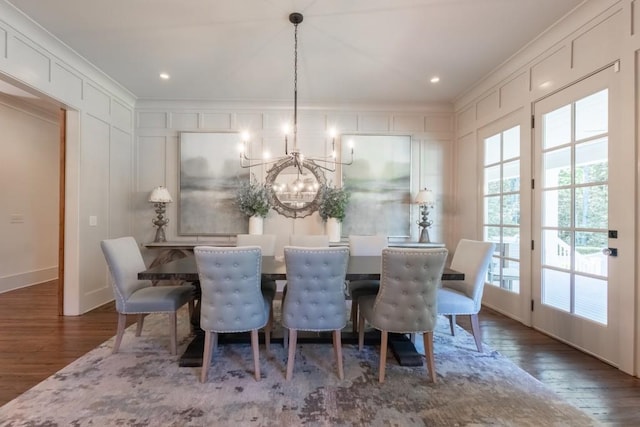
[484,226,501,242]
[575,275,607,324]
[483,125,521,294]
[575,89,608,141]
[502,260,520,293]
[575,185,608,229]
[503,160,520,192]
[543,147,571,187]
[484,165,501,194]
[543,104,571,149]
[502,194,520,225]
[542,189,571,228]
[574,231,608,276]
[542,268,570,312]
[543,229,572,269]
[503,227,520,260]
[576,138,608,184]
[503,126,520,160]
[484,196,501,224]
[485,134,501,165]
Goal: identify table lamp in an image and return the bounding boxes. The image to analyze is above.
[149,186,173,242]
[414,189,435,243]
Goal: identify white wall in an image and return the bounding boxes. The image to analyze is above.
[134,100,455,261]
[0,1,136,314]
[452,0,640,374]
[0,94,58,293]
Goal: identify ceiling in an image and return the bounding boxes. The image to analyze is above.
[5,0,585,107]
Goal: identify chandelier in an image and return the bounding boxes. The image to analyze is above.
[240,12,354,173]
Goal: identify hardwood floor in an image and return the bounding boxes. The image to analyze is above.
[1,282,640,424]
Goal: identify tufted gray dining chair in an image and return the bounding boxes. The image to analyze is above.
[236,234,278,326]
[358,247,448,383]
[437,239,495,352]
[100,236,195,355]
[194,246,273,382]
[281,246,350,380]
[347,235,388,333]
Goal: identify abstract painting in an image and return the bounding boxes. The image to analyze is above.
[341,134,412,237]
[179,132,249,235]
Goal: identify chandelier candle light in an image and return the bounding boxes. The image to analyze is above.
[239,12,354,173]
[415,189,435,243]
[149,186,173,243]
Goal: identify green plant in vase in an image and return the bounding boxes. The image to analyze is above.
[236,177,271,218]
[319,183,350,222]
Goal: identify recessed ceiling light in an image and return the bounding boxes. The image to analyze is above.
[159,73,170,80]
[430,76,440,83]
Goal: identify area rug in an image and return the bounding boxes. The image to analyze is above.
[0,305,598,426]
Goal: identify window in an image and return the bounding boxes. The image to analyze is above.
[483,126,521,292]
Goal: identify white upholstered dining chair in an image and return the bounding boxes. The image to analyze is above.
[436,239,495,352]
[100,236,195,355]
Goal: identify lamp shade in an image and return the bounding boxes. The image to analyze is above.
[414,189,434,205]
[148,186,173,203]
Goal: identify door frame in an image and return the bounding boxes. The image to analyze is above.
[530,63,633,370]
[477,109,532,325]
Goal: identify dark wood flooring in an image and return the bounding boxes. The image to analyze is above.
[1,281,640,424]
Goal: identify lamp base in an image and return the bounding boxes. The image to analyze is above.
[154,226,167,243]
[418,227,430,243]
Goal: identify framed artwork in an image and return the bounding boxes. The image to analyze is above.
[341,134,412,237]
[179,132,249,235]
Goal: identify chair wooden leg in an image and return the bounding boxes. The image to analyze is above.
[333,330,344,380]
[113,313,127,354]
[285,329,298,381]
[448,315,456,336]
[423,331,436,383]
[470,314,483,352]
[251,329,261,381]
[135,314,145,337]
[379,330,388,383]
[351,298,358,333]
[200,331,214,383]
[169,312,178,355]
[358,315,366,351]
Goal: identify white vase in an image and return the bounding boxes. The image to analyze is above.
[326,217,341,242]
[248,215,263,235]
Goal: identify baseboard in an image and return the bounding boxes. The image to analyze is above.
[0,267,58,294]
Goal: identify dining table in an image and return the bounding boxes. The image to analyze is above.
[138,254,464,367]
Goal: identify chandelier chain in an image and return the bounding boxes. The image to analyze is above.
[293,20,299,150]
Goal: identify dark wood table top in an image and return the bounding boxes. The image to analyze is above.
[138,255,464,282]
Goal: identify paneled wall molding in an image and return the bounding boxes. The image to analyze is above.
[454,0,623,111]
[135,103,455,251]
[0,1,136,316]
[135,98,453,114]
[0,1,136,108]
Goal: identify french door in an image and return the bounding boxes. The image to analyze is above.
[531,65,630,365]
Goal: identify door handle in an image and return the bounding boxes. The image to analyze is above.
[602,248,618,257]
